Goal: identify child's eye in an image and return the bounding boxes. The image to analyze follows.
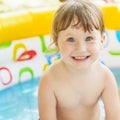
[67,37,75,42]
[85,37,93,41]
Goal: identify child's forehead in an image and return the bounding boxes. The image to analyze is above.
[68,16,82,29]
[62,25,100,35]
[68,23,93,32]
[69,16,93,31]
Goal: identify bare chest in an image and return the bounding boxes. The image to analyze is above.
[55,76,103,110]
[55,79,103,120]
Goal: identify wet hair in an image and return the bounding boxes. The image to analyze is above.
[52,0,104,46]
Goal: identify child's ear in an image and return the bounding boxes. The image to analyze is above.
[101,32,107,44]
[101,32,108,48]
[55,42,59,52]
[100,32,108,50]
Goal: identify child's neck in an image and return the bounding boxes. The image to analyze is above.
[61,60,99,76]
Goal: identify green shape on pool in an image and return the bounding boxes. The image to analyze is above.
[109,50,120,56]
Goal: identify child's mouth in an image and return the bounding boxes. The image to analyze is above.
[72,56,90,62]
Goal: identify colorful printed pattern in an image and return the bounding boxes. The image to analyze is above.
[0,3,120,90]
[0,30,120,90]
[0,36,52,90]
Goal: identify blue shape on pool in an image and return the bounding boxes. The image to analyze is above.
[116,30,120,43]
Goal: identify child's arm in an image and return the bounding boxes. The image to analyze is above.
[38,75,57,120]
[102,70,120,120]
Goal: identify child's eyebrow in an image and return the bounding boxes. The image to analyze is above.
[65,33,73,36]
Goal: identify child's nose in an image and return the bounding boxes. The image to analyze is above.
[76,42,87,52]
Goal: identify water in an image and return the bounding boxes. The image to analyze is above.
[0,68,119,120]
[0,77,40,120]
[111,68,120,88]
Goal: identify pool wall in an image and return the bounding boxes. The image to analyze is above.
[0,3,120,90]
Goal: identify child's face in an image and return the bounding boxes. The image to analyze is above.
[57,24,105,69]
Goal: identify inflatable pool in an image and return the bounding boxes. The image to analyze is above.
[0,77,40,120]
[0,1,120,119]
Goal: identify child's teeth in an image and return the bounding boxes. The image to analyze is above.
[76,56,85,59]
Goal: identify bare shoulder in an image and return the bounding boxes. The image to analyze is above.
[99,63,115,80]
[99,65,120,120]
[39,59,63,92]
[38,66,55,101]
[38,61,62,119]
[99,63,119,98]
[101,65,118,92]
[97,63,118,92]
